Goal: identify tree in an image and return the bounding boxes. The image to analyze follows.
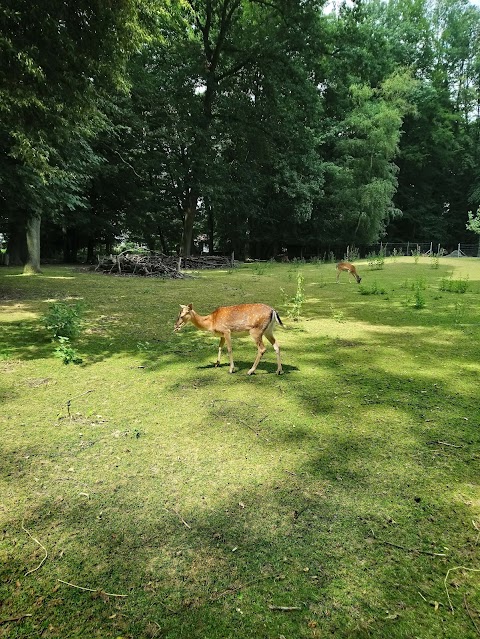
[0,0,147,272]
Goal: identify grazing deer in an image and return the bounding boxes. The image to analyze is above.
[174,303,283,375]
[336,261,362,284]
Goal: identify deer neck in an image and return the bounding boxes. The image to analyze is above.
[190,310,214,332]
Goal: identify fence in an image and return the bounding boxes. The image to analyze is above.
[364,242,479,258]
[288,241,479,261]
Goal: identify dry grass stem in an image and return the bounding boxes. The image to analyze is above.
[57,579,128,598]
[444,567,480,614]
[22,520,48,576]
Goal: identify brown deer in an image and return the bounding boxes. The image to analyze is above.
[174,303,283,375]
[336,261,362,284]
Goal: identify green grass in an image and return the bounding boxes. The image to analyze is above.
[1,256,480,639]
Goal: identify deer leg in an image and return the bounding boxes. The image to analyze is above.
[215,336,225,367]
[336,269,341,283]
[248,330,266,375]
[224,332,235,373]
[265,333,283,375]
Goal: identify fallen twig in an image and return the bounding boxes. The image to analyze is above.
[22,521,48,576]
[372,532,447,557]
[268,605,302,611]
[66,389,94,418]
[0,614,33,624]
[165,508,191,529]
[427,440,462,448]
[444,566,480,614]
[57,579,128,598]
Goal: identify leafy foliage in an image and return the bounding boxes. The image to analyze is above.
[42,301,84,340]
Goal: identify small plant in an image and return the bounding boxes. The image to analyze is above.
[411,246,422,263]
[412,279,426,308]
[367,252,385,270]
[430,253,440,269]
[330,306,346,323]
[439,276,470,293]
[282,271,305,321]
[252,261,270,276]
[289,271,305,320]
[43,301,84,339]
[358,281,386,295]
[453,300,466,325]
[391,248,403,262]
[344,245,360,262]
[54,336,83,365]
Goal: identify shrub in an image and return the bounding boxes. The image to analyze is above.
[54,337,83,365]
[367,252,385,270]
[439,276,470,293]
[358,281,386,296]
[43,301,84,339]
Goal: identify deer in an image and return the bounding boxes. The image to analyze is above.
[336,261,362,284]
[174,303,284,375]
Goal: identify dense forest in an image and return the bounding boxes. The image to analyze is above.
[1,0,480,271]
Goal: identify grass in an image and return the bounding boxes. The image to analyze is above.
[1,256,480,639]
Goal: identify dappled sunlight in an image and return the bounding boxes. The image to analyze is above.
[0,302,39,322]
[5,273,76,280]
[2,263,480,639]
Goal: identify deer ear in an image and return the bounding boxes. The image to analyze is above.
[188,303,193,310]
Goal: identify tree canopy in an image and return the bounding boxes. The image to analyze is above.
[1,0,479,267]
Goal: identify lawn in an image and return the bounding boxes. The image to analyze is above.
[1,256,479,639]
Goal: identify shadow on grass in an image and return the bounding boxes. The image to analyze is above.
[1,425,478,639]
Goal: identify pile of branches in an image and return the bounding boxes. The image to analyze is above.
[178,255,234,269]
[95,253,234,278]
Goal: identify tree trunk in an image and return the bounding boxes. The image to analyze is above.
[206,198,214,254]
[181,191,198,257]
[7,221,28,265]
[24,215,42,274]
[86,236,95,263]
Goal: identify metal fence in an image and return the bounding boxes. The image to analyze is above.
[363,242,479,258]
[290,241,479,261]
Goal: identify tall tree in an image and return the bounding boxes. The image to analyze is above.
[0,0,147,272]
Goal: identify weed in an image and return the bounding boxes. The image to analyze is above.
[430,254,440,269]
[331,306,346,322]
[358,281,386,295]
[453,300,467,325]
[391,248,403,262]
[367,252,385,270]
[439,276,470,293]
[344,245,360,262]
[411,278,426,308]
[411,245,422,263]
[283,271,305,320]
[54,336,83,364]
[43,301,84,339]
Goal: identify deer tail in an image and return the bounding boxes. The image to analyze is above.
[272,309,284,327]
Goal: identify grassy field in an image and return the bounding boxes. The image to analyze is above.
[1,256,480,639]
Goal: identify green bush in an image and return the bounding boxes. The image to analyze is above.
[54,337,83,365]
[43,301,84,339]
[358,281,386,295]
[439,276,470,293]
